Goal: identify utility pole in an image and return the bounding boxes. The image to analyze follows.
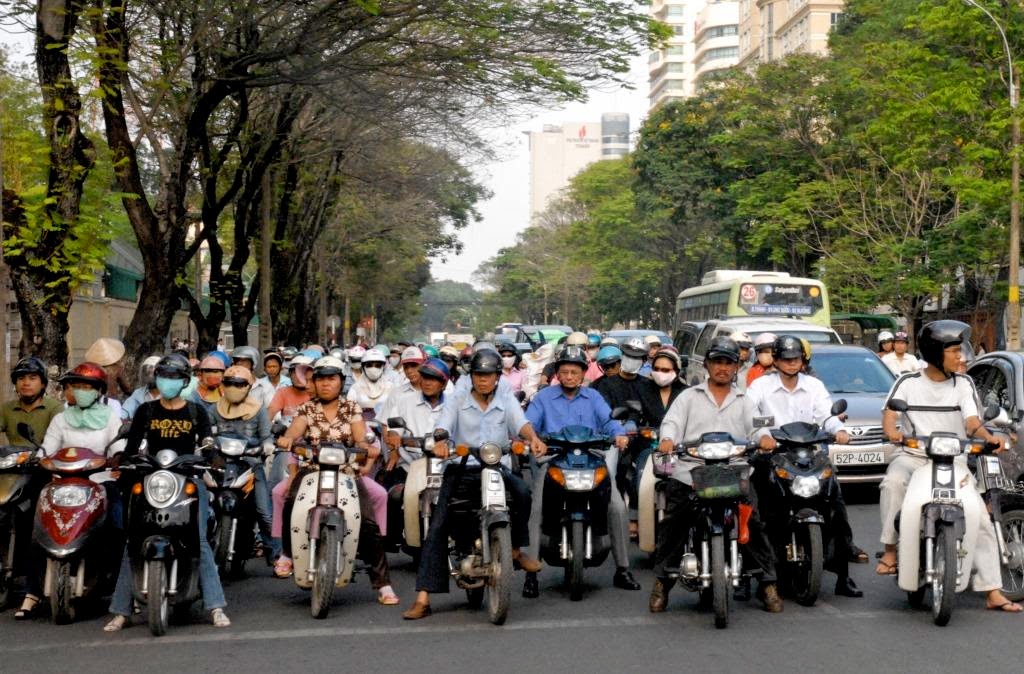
[258,173,273,353]
[0,97,10,404]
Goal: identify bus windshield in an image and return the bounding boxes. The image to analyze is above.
[676,271,831,327]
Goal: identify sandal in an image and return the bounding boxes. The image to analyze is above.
[14,595,39,621]
[103,614,129,632]
[875,559,898,576]
[211,608,231,627]
[987,600,1023,613]
[274,556,293,578]
[378,585,400,605]
[849,545,869,564]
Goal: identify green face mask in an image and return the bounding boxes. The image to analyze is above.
[64,390,111,431]
[73,388,100,409]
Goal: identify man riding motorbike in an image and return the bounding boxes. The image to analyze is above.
[650,337,782,613]
[230,346,275,410]
[522,345,641,598]
[878,320,1021,613]
[1,357,61,446]
[401,349,546,620]
[189,355,226,422]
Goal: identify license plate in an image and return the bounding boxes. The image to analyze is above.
[833,450,885,465]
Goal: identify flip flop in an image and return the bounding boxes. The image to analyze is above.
[987,601,1023,613]
[378,588,400,605]
[875,560,898,576]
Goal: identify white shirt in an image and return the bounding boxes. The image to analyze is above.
[746,371,844,440]
[347,376,394,415]
[884,371,979,457]
[42,405,126,457]
[881,351,922,376]
[383,388,446,467]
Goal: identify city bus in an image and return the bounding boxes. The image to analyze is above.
[675,270,832,328]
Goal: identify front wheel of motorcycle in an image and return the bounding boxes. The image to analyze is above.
[932,525,957,627]
[711,533,729,629]
[998,509,1024,601]
[51,560,76,624]
[568,520,586,602]
[793,523,823,607]
[487,525,513,625]
[215,514,233,576]
[311,527,340,619]
[147,560,169,636]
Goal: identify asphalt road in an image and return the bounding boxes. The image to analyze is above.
[2,485,1022,674]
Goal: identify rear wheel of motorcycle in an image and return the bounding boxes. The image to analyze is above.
[147,560,169,636]
[51,560,76,624]
[487,526,513,625]
[932,526,957,627]
[311,527,339,619]
[711,533,729,629]
[568,521,586,602]
[215,515,233,576]
[793,523,823,607]
[999,509,1024,602]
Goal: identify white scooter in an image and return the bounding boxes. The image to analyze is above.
[289,441,366,619]
[888,399,986,626]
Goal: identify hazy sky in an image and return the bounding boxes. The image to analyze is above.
[430,52,651,289]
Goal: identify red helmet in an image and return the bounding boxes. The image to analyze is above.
[60,361,108,393]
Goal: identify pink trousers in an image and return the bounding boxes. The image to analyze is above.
[272,472,388,540]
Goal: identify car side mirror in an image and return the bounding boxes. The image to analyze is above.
[984,404,1013,428]
[887,399,908,412]
[831,399,848,416]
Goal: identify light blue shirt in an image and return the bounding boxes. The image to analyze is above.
[436,388,528,447]
[525,385,625,438]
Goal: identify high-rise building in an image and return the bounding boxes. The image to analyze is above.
[739,0,844,66]
[694,2,740,88]
[526,114,631,219]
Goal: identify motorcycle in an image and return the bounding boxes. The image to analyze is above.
[887,398,985,626]
[288,441,366,619]
[383,416,439,560]
[764,401,846,607]
[429,432,521,624]
[659,432,755,629]
[203,434,260,577]
[24,423,125,624]
[0,432,46,610]
[120,442,215,636]
[537,426,613,602]
[970,404,1024,601]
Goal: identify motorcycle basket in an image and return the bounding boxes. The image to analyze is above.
[690,463,749,500]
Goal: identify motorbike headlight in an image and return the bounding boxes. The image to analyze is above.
[51,484,91,507]
[0,452,26,469]
[218,438,246,457]
[479,443,503,466]
[791,475,821,498]
[155,449,178,467]
[318,447,347,466]
[928,435,962,457]
[692,442,738,460]
[145,471,179,506]
[319,470,337,491]
[563,469,596,492]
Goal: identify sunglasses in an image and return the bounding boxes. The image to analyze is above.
[222,378,250,388]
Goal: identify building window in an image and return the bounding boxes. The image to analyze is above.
[667,6,685,17]
[667,45,685,56]
[666,80,685,91]
[673,25,685,36]
[702,24,739,40]
[104,265,143,302]
[667,62,685,73]
[697,46,739,67]
[831,12,843,29]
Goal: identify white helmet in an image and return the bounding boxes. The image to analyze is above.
[566,331,588,346]
[347,345,366,363]
[312,356,345,377]
[732,332,753,349]
[753,332,776,349]
[362,349,387,365]
[877,330,895,345]
[290,354,314,368]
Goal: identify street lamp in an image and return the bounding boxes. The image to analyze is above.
[963,0,1020,349]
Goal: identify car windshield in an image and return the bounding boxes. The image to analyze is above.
[812,351,895,394]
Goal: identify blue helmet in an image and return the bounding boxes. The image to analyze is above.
[419,357,451,384]
[208,350,232,368]
[596,345,622,366]
[587,333,601,347]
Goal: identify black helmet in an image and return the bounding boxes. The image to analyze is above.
[496,341,521,368]
[772,335,805,362]
[554,345,589,370]
[154,353,191,380]
[469,349,502,375]
[917,320,971,373]
[11,356,48,386]
[705,336,740,363]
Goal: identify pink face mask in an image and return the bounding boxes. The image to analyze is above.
[651,371,676,388]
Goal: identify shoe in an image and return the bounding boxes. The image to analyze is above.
[760,583,784,613]
[835,577,863,598]
[210,608,231,627]
[402,601,432,620]
[103,614,129,632]
[613,568,641,591]
[513,554,543,573]
[378,585,400,605]
[734,577,751,602]
[649,579,672,613]
[522,571,539,599]
[14,595,39,621]
[274,556,293,578]
[848,544,869,564]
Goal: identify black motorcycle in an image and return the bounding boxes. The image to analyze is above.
[537,425,613,602]
[120,443,214,636]
[204,434,261,577]
[0,438,45,610]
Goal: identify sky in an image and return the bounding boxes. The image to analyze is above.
[429,51,652,289]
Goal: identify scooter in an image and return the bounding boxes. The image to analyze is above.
[759,399,847,606]
[203,434,260,577]
[0,433,46,610]
[660,432,755,629]
[120,442,215,636]
[887,399,985,626]
[537,426,613,602]
[383,417,439,560]
[289,441,366,619]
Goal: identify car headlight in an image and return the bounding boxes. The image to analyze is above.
[479,443,503,466]
[51,484,91,507]
[318,447,347,466]
[319,470,337,491]
[218,438,246,457]
[155,449,178,467]
[690,442,738,460]
[145,471,179,506]
[791,475,821,498]
[928,435,963,457]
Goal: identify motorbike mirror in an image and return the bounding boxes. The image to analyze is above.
[679,355,689,370]
[610,406,628,421]
[830,399,847,416]
[387,417,406,429]
[983,404,1001,422]
[753,416,775,429]
[887,399,908,413]
[626,400,642,412]
[433,429,450,442]
[514,390,526,403]
[199,436,216,450]
[105,425,132,450]
[15,422,42,449]
[364,432,376,445]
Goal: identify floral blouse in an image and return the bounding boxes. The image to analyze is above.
[297,399,362,445]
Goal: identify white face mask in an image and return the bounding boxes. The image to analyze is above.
[757,352,773,367]
[651,371,676,388]
[620,356,643,374]
[388,356,400,368]
[501,356,516,370]
[363,365,383,382]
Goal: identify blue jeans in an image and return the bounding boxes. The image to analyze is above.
[248,460,280,557]
[109,481,226,616]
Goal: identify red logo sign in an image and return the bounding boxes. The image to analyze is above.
[578,125,587,139]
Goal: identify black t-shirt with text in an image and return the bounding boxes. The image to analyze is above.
[125,400,212,455]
